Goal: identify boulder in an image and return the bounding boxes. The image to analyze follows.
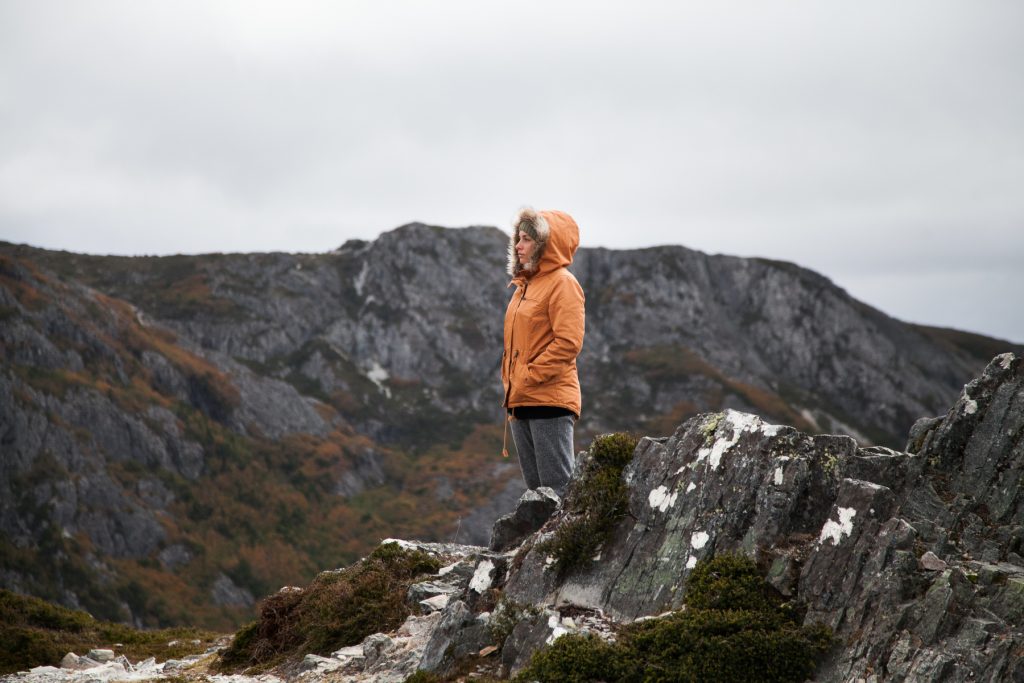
[488,487,560,552]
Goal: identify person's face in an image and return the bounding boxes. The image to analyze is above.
[516,232,536,265]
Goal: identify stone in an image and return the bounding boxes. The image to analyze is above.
[500,610,561,677]
[920,551,948,571]
[419,594,451,613]
[361,633,395,668]
[59,653,89,670]
[407,580,458,605]
[300,654,340,671]
[333,645,364,658]
[488,487,560,552]
[86,649,114,663]
[418,600,472,673]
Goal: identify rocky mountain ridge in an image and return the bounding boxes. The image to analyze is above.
[0,224,1017,631]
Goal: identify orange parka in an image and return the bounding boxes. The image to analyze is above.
[501,210,585,418]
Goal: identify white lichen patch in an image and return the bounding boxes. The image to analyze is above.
[774,467,784,486]
[695,428,740,471]
[367,360,392,398]
[964,398,978,415]
[649,485,678,512]
[686,482,697,493]
[998,353,1014,370]
[691,531,710,549]
[695,410,772,471]
[470,560,495,593]
[686,556,698,569]
[546,614,573,645]
[818,507,857,546]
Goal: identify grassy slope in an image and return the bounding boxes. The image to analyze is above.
[0,589,220,675]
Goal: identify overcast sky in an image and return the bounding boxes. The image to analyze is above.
[1,1,1022,342]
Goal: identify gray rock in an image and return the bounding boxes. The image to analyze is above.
[419,594,451,613]
[300,654,340,671]
[407,581,458,605]
[362,633,395,668]
[85,649,114,663]
[489,487,560,552]
[500,609,561,677]
[418,600,494,675]
[920,551,948,571]
[59,653,92,670]
[210,572,255,608]
[157,543,193,571]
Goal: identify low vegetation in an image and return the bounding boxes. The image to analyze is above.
[0,589,218,676]
[516,554,833,683]
[538,433,638,576]
[217,542,441,672]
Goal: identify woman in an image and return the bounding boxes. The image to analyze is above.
[501,207,585,497]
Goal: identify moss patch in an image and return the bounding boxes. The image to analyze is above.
[538,433,638,577]
[0,589,218,675]
[216,542,441,673]
[517,555,832,683]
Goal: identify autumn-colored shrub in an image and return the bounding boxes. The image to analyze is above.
[216,542,441,672]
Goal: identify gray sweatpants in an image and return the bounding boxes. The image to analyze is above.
[510,415,576,497]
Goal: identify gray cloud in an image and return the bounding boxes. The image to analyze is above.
[1,0,1022,341]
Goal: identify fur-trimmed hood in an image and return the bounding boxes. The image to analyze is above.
[507,207,580,278]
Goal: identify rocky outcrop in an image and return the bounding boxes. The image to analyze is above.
[247,353,1023,682]
[488,487,560,552]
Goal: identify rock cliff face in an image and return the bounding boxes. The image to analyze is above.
[273,353,1023,682]
[0,225,1017,630]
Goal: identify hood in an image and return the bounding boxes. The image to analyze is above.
[507,207,580,278]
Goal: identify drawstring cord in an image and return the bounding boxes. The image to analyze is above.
[502,412,511,458]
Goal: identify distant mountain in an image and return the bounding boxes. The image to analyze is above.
[0,224,1016,629]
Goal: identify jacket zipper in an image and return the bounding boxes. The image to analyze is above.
[502,282,528,408]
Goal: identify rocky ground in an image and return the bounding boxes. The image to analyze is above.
[5,352,1022,683]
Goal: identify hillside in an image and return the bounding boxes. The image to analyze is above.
[6,353,1023,682]
[0,224,1017,630]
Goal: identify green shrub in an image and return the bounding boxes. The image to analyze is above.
[404,670,443,683]
[0,589,218,675]
[620,609,832,683]
[515,633,630,683]
[217,542,441,672]
[683,552,775,612]
[516,555,832,683]
[539,433,638,576]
